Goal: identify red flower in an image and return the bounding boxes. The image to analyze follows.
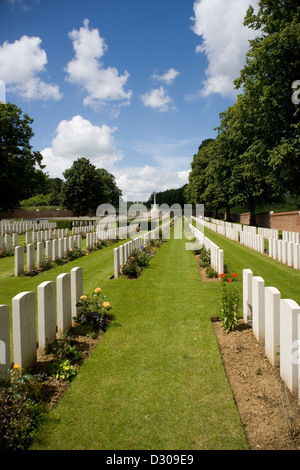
[218,273,227,278]
[232,273,238,278]
[228,278,232,283]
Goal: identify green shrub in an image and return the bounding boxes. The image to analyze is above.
[48,359,77,382]
[39,256,54,270]
[75,288,112,330]
[198,246,211,267]
[206,267,218,278]
[219,282,240,333]
[0,365,45,450]
[122,260,142,278]
[48,333,82,363]
[53,220,73,230]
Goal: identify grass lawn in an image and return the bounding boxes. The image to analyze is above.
[202,226,300,305]
[29,219,248,450]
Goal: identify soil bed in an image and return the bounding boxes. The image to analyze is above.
[32,329,103,409]
[212,317,300,450]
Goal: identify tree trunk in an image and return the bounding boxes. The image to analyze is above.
[225,206,232,222]
[249,201,257,226]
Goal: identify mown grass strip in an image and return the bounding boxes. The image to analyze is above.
[202,226,300,305]
[30,220,248,450]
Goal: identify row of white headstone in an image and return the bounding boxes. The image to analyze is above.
[204,216,279,239]
[243,269,300,400]
[269,238,300,270]
[113,220,172,278]
[197,216,300,270]
[96,223,139,240]
[0,229,74,253]
[0,267,83,378]
[188,222,224,275]
[0,220,57,235]
[14,235,83,276]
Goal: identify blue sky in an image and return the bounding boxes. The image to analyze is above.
[0,0,258,201]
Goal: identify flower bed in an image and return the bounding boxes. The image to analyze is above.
[0,287,113,450]
[121,239,164,279]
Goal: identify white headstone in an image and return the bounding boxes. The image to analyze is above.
[12,291,37,369]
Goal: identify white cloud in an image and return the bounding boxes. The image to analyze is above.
[190,0,259,98]
[140,86,176,112]
[152,68,180,85]
[113,136,197,201]
[115,165,189,202]
[65,19,132,112]
[0,35,62,100]
[6,0,40,11]
[41,115,123,178]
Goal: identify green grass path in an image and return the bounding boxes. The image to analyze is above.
[30,222,248,450]
[203,227,300,305]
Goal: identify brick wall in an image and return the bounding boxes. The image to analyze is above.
[270,211,300,233]
[238,211,300,233]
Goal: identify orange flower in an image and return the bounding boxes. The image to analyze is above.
[80,295,87,301]
[94,288,101,293]
[103,301,110,308]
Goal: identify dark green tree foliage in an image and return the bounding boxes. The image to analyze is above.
[96,168,122,207]
[147,185,187,208]
[186,0,300,225]
[235,0,300,203]
[62,157,121,215]
[0,102,45,211]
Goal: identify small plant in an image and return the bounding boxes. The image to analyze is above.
[219,280,240,333]
[39,256,54,271]
[48,332,82,363]
[218,272,239,283]
[122,260,142,278]
[48,359,77,382]
[65,248,85,261]
[274,379,299,440]
[206,267,218,278]
[198,246,211,267]
[75,288,112,330]
[0,364,45,450]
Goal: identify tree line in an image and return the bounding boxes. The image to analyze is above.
[185,0,300,226]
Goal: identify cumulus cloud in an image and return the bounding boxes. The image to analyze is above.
[140,86,176,112]
[190,0,259,98]
[152,68,180,85]
[41,115,123,178]
[65,19,132,112]
[115,165,189,202]
[0,35,62,100]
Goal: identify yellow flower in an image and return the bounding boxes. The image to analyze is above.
[94,287,101,293]
[103,301,110,308]
[80,295,87,301]
[13,363,20,371]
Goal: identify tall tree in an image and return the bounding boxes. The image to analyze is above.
[0,102,45,211]
[62,157,121,215]
[234,0,300,204]
[96,168,122,207]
